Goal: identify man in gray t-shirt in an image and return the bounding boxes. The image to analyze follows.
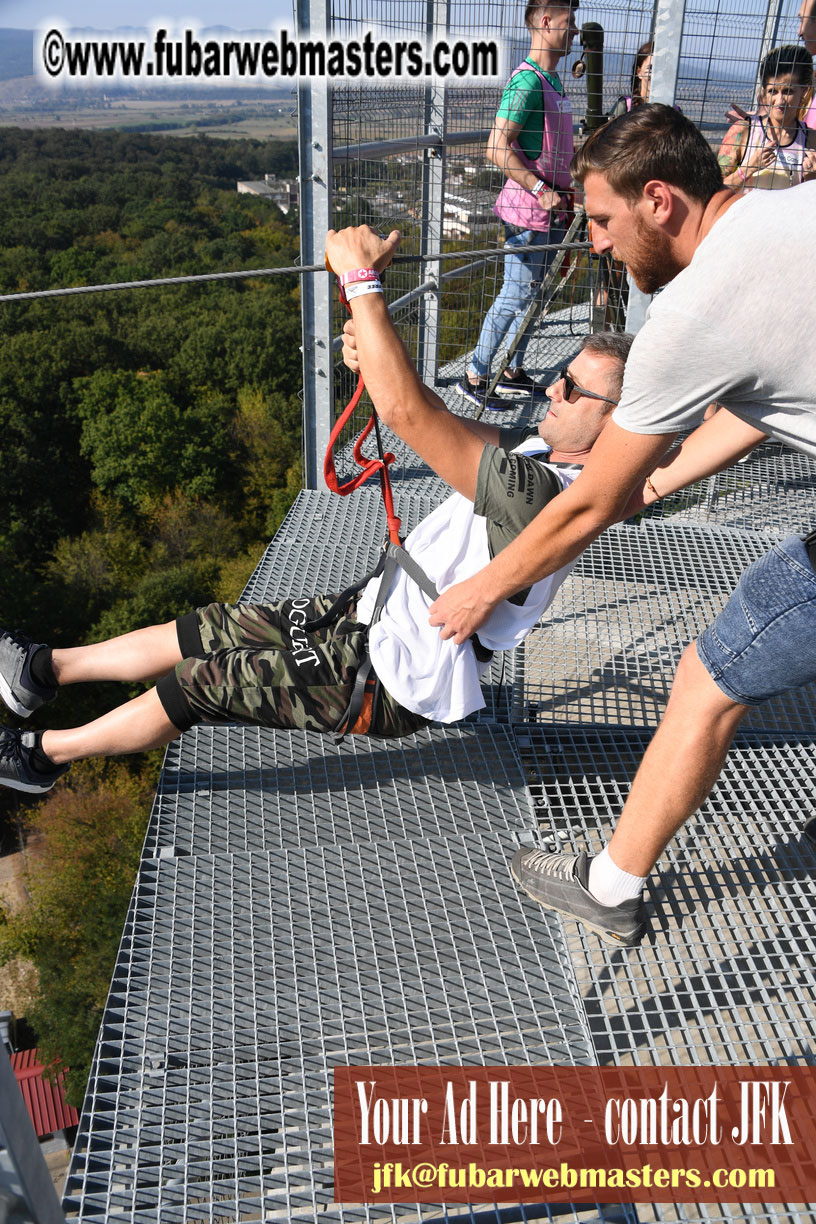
[429,104,816,947]
[611,182,816,449]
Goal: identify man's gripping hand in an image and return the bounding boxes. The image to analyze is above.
[429,574,499,644]
[325,225,401,277]
[341,318,360,374]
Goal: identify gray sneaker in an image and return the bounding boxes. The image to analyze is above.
[0,728,69,794]
[0,629,57,717]
[510,848,648,947]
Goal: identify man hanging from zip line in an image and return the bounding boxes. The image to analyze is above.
[0,224,632,795]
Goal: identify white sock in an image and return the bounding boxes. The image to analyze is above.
[588,846,647,907]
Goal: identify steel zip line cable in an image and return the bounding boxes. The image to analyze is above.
[0,241,590,303]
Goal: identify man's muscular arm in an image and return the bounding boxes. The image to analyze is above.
[428,421,677,642]
[623,407,768,515]
[341,315,503,448]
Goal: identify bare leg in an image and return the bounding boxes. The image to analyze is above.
[52,621,182,686]
[41,688,179,765]
[607,643,750,877]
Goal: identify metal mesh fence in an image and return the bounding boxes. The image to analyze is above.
[680,0,810,128]
[324,0,600,472]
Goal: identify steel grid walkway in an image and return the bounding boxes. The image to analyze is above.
[64,479,614,1224]
[145,724,535,858]
[65,839,601,1224]
[518,520,816,735]
[516,724,816,1068]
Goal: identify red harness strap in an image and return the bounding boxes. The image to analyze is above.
[324,265,402,545]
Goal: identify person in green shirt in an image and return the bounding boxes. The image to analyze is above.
[457,0,579,410]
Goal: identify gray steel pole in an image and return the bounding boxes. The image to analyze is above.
[625,0,686,334]
[0,1043,66,1224]
[298,0,334,489]
[753,0,785,109]
[416,0,449,385]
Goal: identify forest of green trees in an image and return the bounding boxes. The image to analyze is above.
[0,126,302,1101]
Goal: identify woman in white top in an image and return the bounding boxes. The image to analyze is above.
[719,44,816,189]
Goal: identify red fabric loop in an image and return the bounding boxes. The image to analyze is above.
[323,372,402,545]
[323,261,402,544]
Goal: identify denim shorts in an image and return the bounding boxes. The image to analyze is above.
[697,534,816,705]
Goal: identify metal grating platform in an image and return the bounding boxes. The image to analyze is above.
[64,836,600,1224]
[144,724,537,858]
[516,723,816,1070]
[241,488,437,602]
[633,1209,815,1224]
[517,520,816,736]
[644,439,816,536]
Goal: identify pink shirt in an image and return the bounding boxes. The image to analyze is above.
[493,61,574,231]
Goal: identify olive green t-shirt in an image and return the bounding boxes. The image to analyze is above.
[474,439,565,604]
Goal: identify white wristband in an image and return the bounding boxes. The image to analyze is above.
[344,280,383,303]
[530,178,549,197]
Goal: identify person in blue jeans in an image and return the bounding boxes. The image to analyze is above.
[432,106,816,947]
[456,0,578,410]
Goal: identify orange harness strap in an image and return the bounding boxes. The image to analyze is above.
[323,258,402,546]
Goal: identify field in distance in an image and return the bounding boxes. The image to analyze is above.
[0,82,296,139]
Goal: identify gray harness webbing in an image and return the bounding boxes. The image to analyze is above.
[304,541,492,737]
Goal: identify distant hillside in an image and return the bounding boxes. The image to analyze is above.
[0,29,33,82]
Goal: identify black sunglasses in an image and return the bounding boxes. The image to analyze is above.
[557,365,618,405]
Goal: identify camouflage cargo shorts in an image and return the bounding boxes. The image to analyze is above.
[155,595,428,738]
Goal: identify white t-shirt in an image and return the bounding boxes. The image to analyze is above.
[612,181,816,454]
[356,438,581,723]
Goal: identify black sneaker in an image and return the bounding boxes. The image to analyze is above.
[510,847,648,947]
[455,375,511,413]
[0,629,57,718]
[0,728,69,794]
[493,368,549,397]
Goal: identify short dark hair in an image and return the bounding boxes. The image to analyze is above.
[580,331,634,401]
[524,0,578,31]
[571,103,724,205]
[760,43,813,88]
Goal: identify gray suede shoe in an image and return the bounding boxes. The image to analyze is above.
[0,629,57,717]
[510,847,648,947]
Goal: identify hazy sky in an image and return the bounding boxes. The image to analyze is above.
[1,0,802,34]
[0,0,294,29]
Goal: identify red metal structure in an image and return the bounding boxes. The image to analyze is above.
[11,1048,78,1138]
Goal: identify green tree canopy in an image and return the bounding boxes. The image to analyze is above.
[74,370,233,509]
[0,762,155,1106]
